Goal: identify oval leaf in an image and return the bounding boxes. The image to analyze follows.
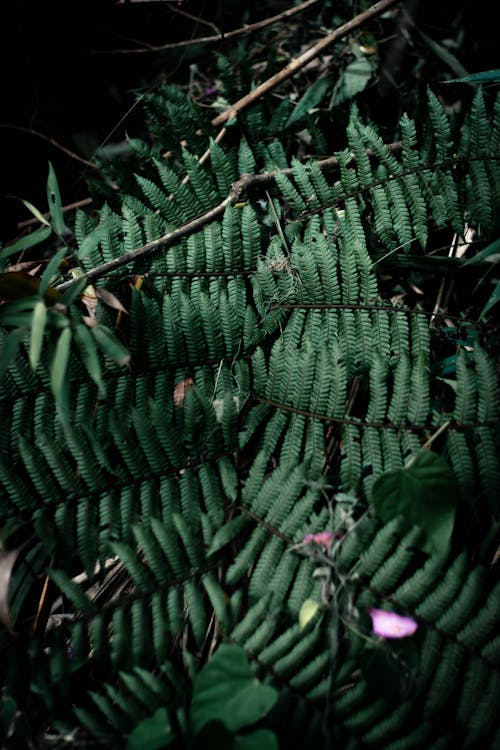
[191,644,278,734]
[372,451,458,555]
[0,271,62,304]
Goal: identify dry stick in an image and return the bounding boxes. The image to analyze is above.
[169,5,222,37]
[0,124,99,171]
[53,0,397,281]
[18,140,402,230]
[105,0,321,53]
[211,0,400,127]
[55,195,232,291]
[54,142,403,291]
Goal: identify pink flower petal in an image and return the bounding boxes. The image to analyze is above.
[302,531,333,549]
[369,608,418,639]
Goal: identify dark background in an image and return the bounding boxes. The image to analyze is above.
[0,0,496,244]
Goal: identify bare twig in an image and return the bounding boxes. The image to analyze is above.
[211,0,401,127]
[169,5,222,37]
[55,195,233,291]
[101,0,321,54]
[54,140,404,290]
[0,124,99,171]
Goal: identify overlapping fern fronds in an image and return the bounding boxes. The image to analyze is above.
[0,54,499,750]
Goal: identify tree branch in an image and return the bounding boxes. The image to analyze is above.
[0,124,99,171]
[211,0,400,127]
[55,196,232,291]
[54,142,403,291]
[102,0,321,54]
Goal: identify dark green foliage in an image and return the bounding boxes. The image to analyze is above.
[1,40,500,750]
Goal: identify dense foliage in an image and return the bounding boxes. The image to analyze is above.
[1,2,499,748]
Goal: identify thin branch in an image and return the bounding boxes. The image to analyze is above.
[169,5,221,37]
[0,124,99,171]
[211,0,401,127]
[102,0,321,54]
[55,195,233,291]
[56,142,484,292]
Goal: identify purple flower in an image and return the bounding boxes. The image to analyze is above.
[369,608,418,639]
[204,86,218,97]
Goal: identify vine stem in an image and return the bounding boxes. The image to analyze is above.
[211,0,401,127]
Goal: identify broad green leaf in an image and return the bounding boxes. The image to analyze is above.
[444,69,500,84]
[125,708,174,750]
[191,644,278,734]
[0,328,26,381]
[286,75,334,128]
[50,327,72,409]
[0,225,52,260]
[91,324,131,366]
[234,729,279,750]
[30,300,47,370]
[333,58,374,106]
[372,451,458,555]
[299,598,320,630]
[47,161,65,235]
[73,323,105,396]
[39,246,68,295]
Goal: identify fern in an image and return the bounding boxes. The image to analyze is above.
[1,29,500,750]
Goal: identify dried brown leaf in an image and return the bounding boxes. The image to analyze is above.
[95,287,128,314]
[173,377,194,407]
